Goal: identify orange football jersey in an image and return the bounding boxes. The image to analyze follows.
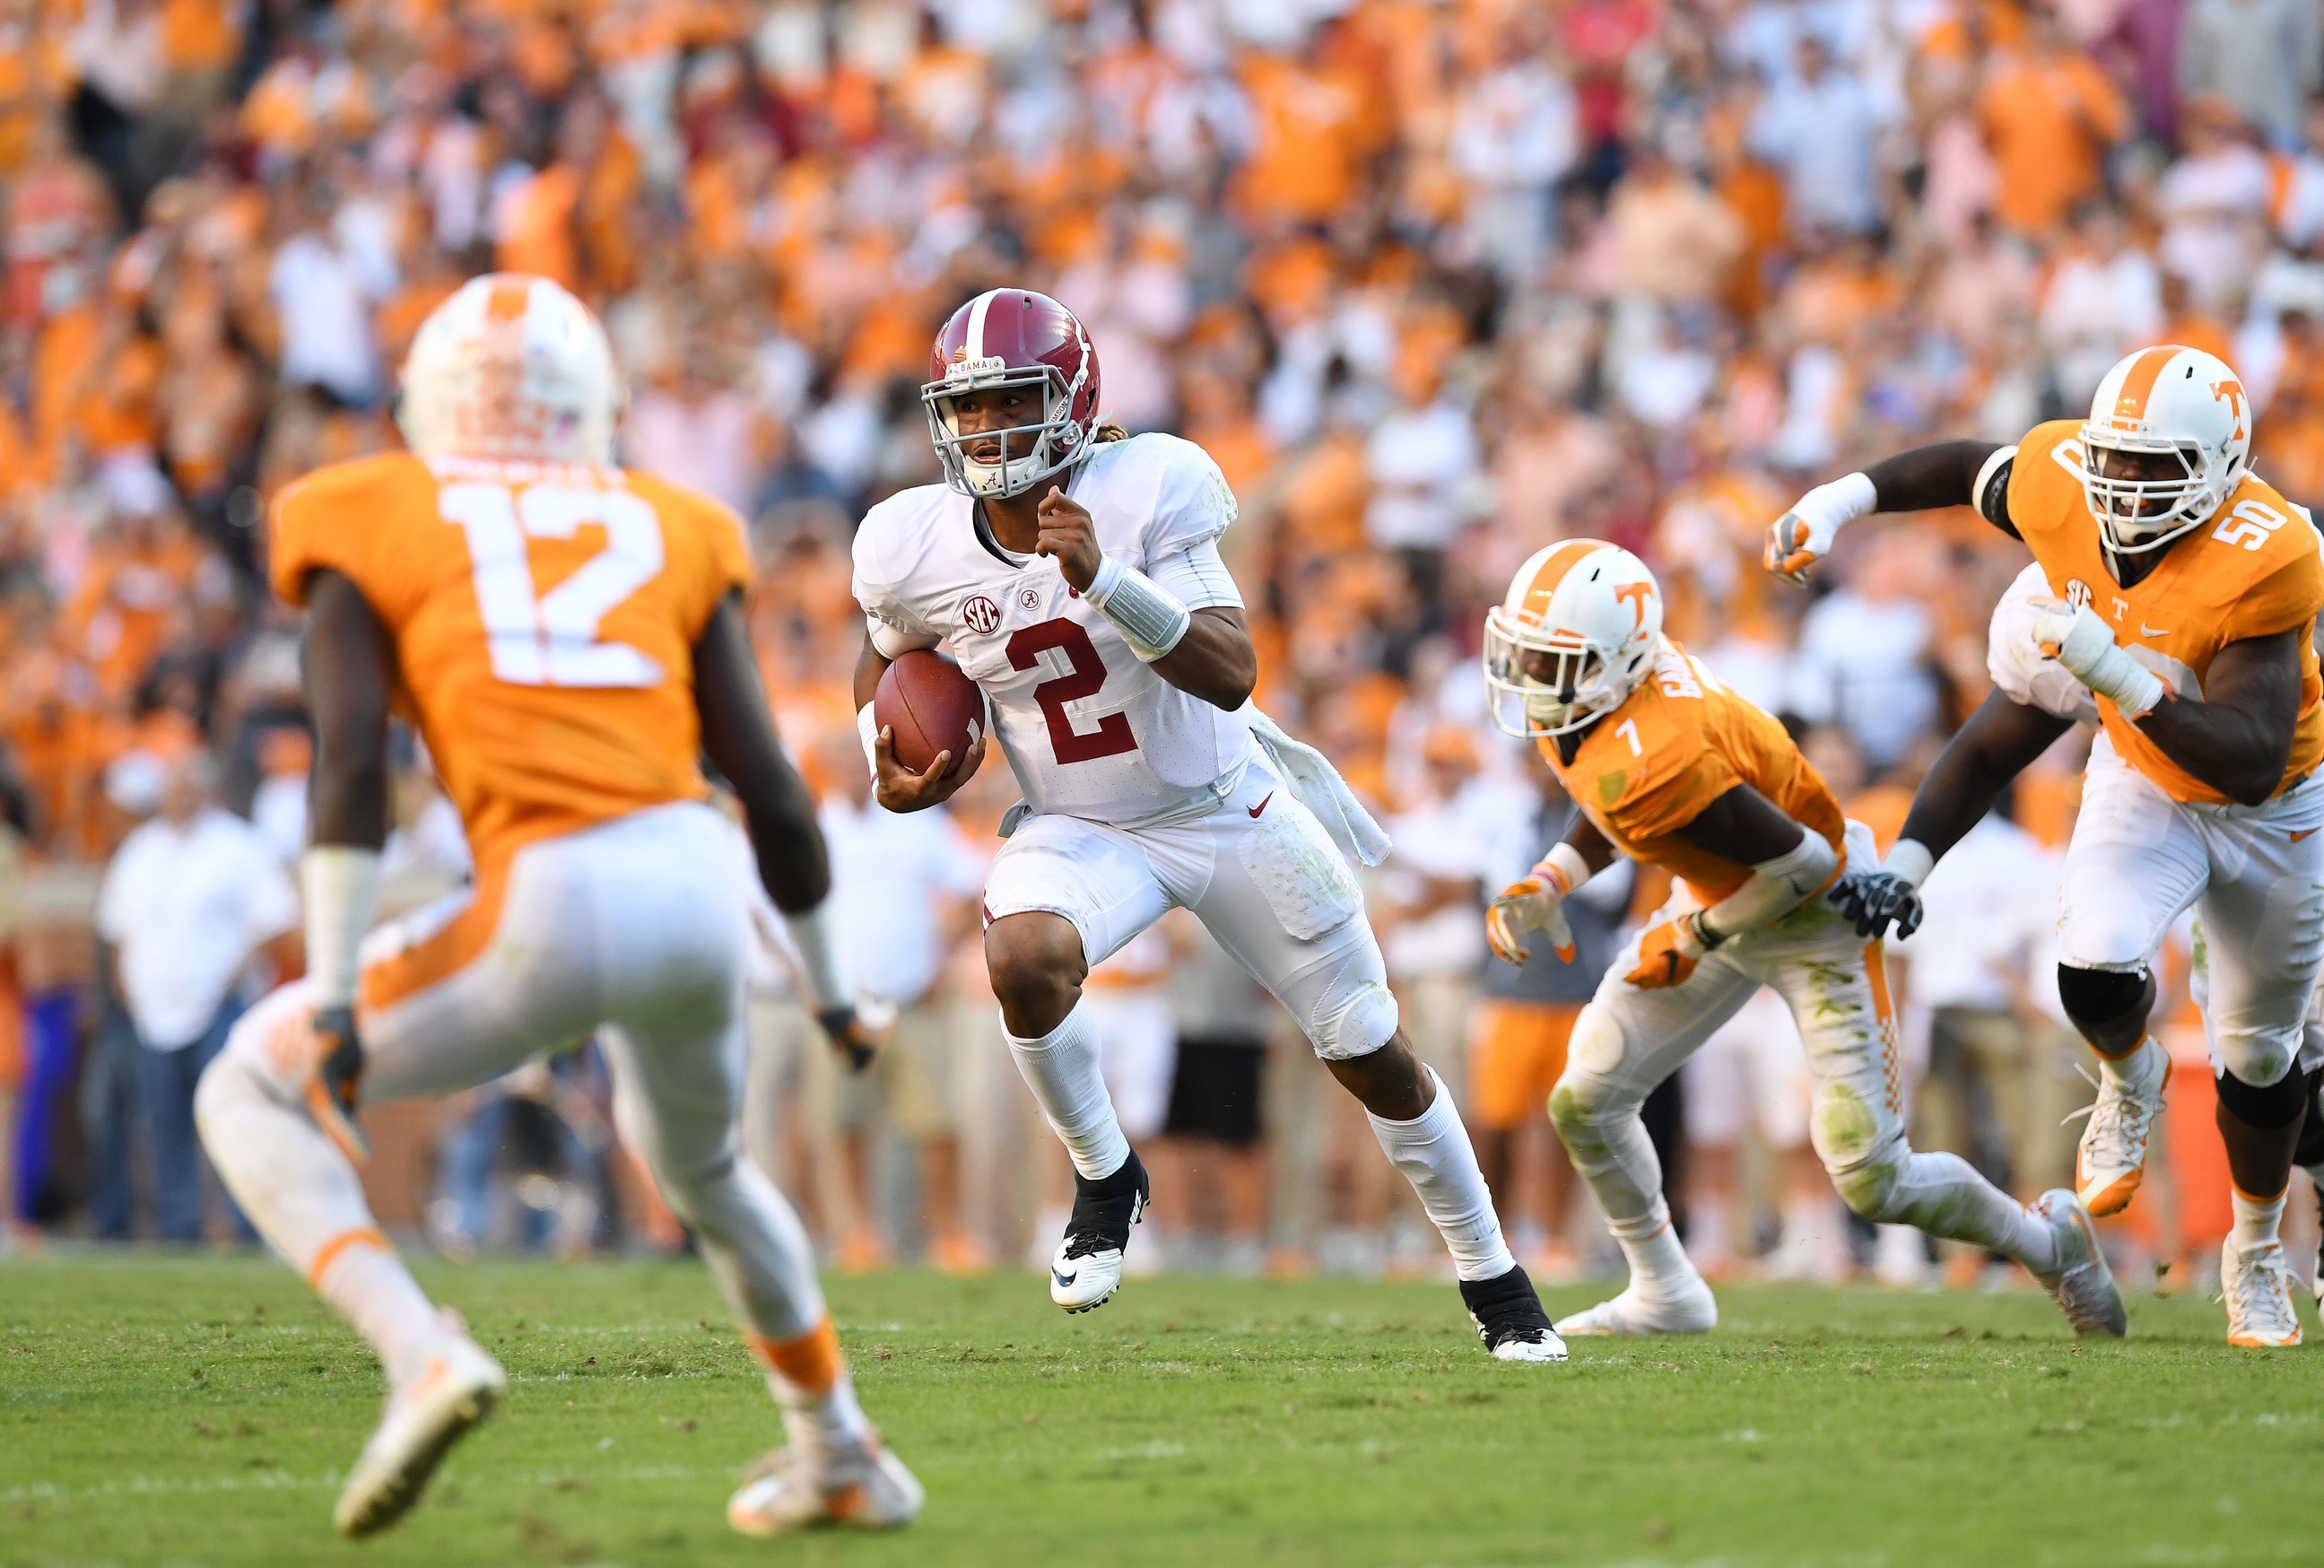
[2006,419,2324,805]
[271,451,752,870]
[1536,641,1847,902]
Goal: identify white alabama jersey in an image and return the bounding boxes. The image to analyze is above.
[1988,560,2100,726]
[853,433,1253,823]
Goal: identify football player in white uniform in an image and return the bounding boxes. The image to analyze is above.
[850,289,1562,1361]
[1777,344,2324,1346]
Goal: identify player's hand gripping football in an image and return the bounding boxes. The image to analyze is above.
[1825,868,1924,942]
[1033,485,1102,591]
[1485,859,1580,965]
[872,722,987,813]
[308,1005,372,1164]
[1623,912,1716,989]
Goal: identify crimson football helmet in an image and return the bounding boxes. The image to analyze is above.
[922,288,1102,498]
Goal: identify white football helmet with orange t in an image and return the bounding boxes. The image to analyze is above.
[2079,344,2252,554]
[396,274,625,466]
[1484,540,1663,738]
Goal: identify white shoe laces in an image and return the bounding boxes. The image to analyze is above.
[2225,1247,2302,1341]
[2063,1054,2162,1171]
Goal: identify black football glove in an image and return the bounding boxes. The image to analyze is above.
[1826,868,1924,942]
[308,1005,372,1163]
[816,1006,877,1074]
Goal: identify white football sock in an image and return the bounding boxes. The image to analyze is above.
[1005,1001,1130,1181]
[317,1239,453,1388]
[749,1320,874,1465]
[1853,1149,2056,1274]
[1364,1069,1516,1283]
[195,1036,448,1386]
[1614,1198,1696,1292]
[2230,1183,2288,1255]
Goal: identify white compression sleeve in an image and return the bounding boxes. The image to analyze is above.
[1700,831,1838,942]
[781,903,851,1013]
[1084,554,1191,662]
[300,846,382,1009]
[857,702,879,780]
[1543,841,1593,893]
[1145,538,1244,611]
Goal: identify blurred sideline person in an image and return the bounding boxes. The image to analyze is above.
[1680,989,1848,1285]
[1482,540,2124,1339]
[1151,911,1273,1276]
[1471,757,1628,1278]
[1780,344,2324,1346]
[193,275,921,1538]
[813,728,988,1271]
[98,750,295,1242]
[852,289,1563,1358]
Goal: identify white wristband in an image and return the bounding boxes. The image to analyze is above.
[301,845,382,1009]
[857,701,879,780]
[1880,838,1935,888]
[1542,841,1592,895]
[782,903,852,1014]
[1084,553,1191,662]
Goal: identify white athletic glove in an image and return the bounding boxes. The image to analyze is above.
[1763,471,1877,585]
[2028,599,2168,720]
[1485,846,1589,966]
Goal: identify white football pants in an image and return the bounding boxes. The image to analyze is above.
[2059,734,2324,1086]
[196,801,826,1343]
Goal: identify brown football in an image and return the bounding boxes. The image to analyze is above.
[875,649,987,779]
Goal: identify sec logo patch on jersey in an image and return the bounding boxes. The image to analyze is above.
[962,594,1002,635]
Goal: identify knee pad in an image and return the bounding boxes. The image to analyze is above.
[2055,963,2152,1029]
[1301,928,1399,1061]
[2215,1061,2309,1129]
[1546,1006,1629,1150]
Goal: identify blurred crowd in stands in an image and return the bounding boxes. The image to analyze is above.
[1,0,2320,1290]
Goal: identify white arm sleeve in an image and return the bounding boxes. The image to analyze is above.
[1146,537,1244,612]
[1700,831,1838,942]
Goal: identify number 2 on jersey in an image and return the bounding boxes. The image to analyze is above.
[1006,619,1138,763]
[440,483,665,687]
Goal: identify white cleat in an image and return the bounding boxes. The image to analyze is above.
[2072,1037,2168,1217]
[1049,1151,1147,1313]
[2222,1240,2305,1348]
[727,1436,925,1534]
[2027,1189,2127,1337]
[333,1334,506,1538]
[1554,1276,1719,1337]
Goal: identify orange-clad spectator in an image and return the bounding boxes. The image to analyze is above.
[1606,142,1745,304]
[0,2,74,175]
[1233,52,1371,225]
[494,162,584,289]
[64,509,205,703]
[2254,297,2324,509]
[1975,11,2128,238]
[2153,270,2237,369]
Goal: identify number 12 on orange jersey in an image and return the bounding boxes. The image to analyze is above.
[440,482,666,688]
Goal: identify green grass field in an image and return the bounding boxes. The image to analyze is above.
[3,1255,2320,1568]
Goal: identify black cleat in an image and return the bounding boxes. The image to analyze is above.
[1049,1150,1148,1312]
[1458,1263,1569,1362]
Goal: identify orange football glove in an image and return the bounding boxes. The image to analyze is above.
[1623,914,1711,989]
